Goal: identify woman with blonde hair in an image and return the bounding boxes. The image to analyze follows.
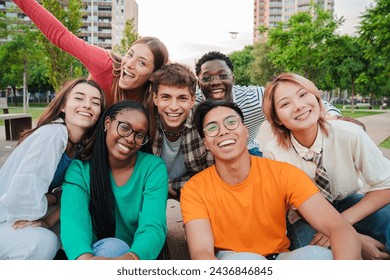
[262,73,390,260]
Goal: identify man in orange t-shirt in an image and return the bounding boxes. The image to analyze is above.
[180,99,361,260]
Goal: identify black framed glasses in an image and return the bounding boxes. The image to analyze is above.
[203,115,241,138]
[114,118,149,146]
[200,74,232,83]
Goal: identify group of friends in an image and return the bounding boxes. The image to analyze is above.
[0,0,389,260]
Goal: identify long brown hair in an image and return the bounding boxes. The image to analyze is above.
[263,73,329,149]
[18,78,106,160]
[109,36,169,105]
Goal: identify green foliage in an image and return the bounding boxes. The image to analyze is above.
[113,19,139,56]
[266,4,343,86]
[40,0,86,91]
[249,42,283,86]
[358,0,390,97]
[229,45,254,86]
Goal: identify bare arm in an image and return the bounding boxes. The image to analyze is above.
[184,219,218,260]
[298,193,362,259]
[341,189,390,225]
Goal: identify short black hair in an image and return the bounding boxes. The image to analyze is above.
[195,51,234,76]
[194,99,244,138]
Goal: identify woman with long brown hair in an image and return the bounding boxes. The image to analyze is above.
[0,78,106,259]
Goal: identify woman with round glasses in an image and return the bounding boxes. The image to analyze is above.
[60,100,169,260]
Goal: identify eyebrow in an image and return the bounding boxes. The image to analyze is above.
[275,87,304,105]
[74,91,101,101]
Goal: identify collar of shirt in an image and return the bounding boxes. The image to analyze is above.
[291,128,323,160]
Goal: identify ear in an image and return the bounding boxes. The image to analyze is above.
[104,116,111,131]
[204,138,209,150]
[152,92,158,106]
[190,95,196,109]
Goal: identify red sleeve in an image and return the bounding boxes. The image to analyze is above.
[13,0,113,100]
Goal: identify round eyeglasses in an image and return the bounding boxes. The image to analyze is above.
[114,118,149,146]
[203,115,241,138]
[200,74,232,83]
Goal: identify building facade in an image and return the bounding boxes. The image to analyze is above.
[253,0,334,42]
[0,0,138,49]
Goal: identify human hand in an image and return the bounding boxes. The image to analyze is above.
[309,232,330,248]
[359,234,390,260]
[168,187,178,199]
[12,219,49,229]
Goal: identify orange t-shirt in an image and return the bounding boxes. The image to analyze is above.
[181,156,318,256]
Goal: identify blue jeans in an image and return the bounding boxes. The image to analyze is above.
[287,194,390,252]
[249,147,263,157]
[216,246,332,260]
[92,237,130,257]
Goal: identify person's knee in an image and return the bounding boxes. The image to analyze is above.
[92,237,129,257]
[12,228,59,260]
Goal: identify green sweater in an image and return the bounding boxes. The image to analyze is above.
[60,151,168,260]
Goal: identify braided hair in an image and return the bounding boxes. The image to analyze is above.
[89,100,149,240]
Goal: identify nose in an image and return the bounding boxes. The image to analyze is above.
[124,56,136,69]
[83,98,92,108]
[169,99,179,110]
[292,99,304,112]
[123,131,136,143]
[210,76,222,85]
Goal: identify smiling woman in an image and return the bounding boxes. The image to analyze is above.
[12,0,169,106]
[60,100,169,260]
[0,78,106,260]
[262,73,390,259]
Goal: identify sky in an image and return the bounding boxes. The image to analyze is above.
[137,0,375,67]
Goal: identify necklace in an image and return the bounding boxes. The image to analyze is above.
[161,125,184,137]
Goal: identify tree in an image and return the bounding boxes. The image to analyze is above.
[249,42,283,86]
[39,0,87,91]
[113,18,139,56]
[358,0,390,97]
[262,4,343,87]
[229,45,255,86]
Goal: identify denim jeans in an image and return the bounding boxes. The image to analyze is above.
[216,246,332,260]
[287,193,390,252]
[249,147,263,157]
[91,237,130,258]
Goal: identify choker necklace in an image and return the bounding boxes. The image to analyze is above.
[161,126,184,137]
[68,138,81,147]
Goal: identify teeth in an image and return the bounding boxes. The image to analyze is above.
[212,89,223,93]
[78,112,92,117]
[124,69,135,78]
[218,139,236,147]
[167,113,180,117]
[296,111,310,120]
[118,143,130,151]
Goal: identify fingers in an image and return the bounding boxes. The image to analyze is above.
[12,220,33,229]
[310,233,330,248]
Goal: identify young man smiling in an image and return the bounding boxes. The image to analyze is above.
[180,99,361,260]
[149,63,214,199]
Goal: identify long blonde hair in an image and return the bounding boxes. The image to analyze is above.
[262,73,329,149]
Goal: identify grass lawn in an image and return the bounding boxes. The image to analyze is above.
[379,137,390,149]
[0,105,47,126]
[339,110,385,118]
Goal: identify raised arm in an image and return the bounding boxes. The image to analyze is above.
[12,0,113,97]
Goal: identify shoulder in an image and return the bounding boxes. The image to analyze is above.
[233,85,263,96]
[137,151,166,166]
[326,120,364,140]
